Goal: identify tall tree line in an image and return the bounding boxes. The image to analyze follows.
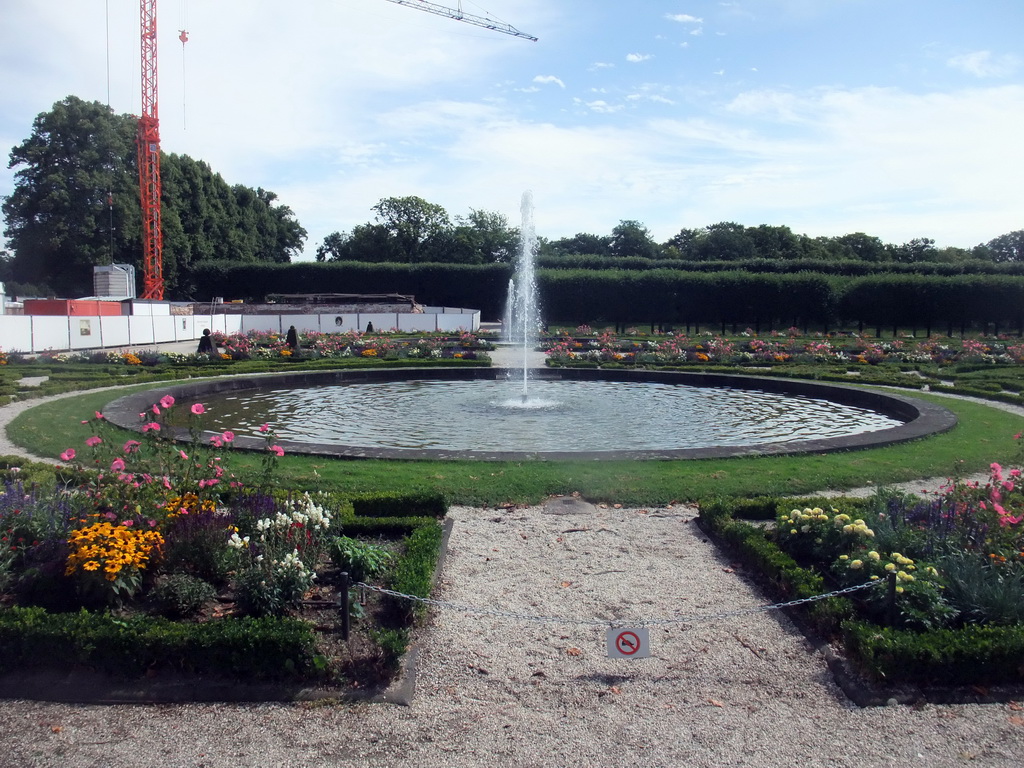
[1,96,305,298]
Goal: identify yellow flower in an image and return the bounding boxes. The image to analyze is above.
[884,563,896,572]
[868,551,881,560]
[849,559,864,569]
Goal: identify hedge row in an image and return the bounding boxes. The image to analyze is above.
[537,255,1024,277]
[0,608,318,680]
[193,261,1024,331]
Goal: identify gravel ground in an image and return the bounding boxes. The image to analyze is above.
[1,501,1022,768]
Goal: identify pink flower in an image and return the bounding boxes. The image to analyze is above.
[222,430,235,443]
[151,404,161,416]
[1004,481,1016,492]
[142,422,161,433]
[179,450,189,460]
[122,519,134,527]
[269,445,284,457]
[60,448,76,462]
[162,476,172,489]
[259,423,270,433]
[159,395,175,409]
[94,411,105,420]
[123,440,141,453]
[110,458,126,472]
[191,403,206,415]
[210,436,223,448]
[85,436,102,448]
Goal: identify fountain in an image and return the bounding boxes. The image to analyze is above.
[102,193,958,460]
[504,191,541,401]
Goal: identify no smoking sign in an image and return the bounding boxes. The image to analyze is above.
[606,627,650,658]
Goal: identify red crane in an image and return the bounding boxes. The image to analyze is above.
[134,1,535,301]
[137,0,163,299]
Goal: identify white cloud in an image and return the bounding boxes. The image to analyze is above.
[626,53,653,63]
[574,98,624,114]
[590,62,616,70]
[947,50,1020,78]
[533,75,566,88]
[667,14,703,24]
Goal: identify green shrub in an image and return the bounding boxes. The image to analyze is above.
[843,620,1024,685]
[329,536,393,582]
[0,606,317,679]
[149,574,217,619]
[352,491,447,519]
[386,521,444,623]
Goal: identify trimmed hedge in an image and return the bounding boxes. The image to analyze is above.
[351,491,447,519]
[843,621,1024,686]
[0,607,318,680]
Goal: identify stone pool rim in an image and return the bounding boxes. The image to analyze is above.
[102,367,958,461]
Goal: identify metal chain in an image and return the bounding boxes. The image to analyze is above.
[355,579,879,629]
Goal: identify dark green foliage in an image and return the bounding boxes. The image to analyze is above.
[843,621,1024,685]
[328,536,393,583]
[149,574,217,619]
[0,606,317,679]
[352,491,447,518]
[935,553,1024,626]
[385,521,444,622]
[3,96,305,299]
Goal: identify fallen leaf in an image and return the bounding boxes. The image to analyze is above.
[1009,701,1023,711]
[722,567,734,573]
[613,504,622,509]
[50,726,62,733]
[520,533,528,540]
[609,686,621,694]
[560,581,572,588]
[1009,715,1024,727]
[566,647,582,657]
[708,699,724,708]
[637,509,649,514]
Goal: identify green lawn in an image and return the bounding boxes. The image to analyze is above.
[6,383,1022,507]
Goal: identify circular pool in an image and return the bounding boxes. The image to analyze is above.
[103,368,957,461]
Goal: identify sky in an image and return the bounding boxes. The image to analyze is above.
[1,0,1023,261]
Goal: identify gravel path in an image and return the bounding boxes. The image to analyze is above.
[1,502,1022,767]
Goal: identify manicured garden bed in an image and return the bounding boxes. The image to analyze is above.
[0,389,449,696]
[698,488,1024,702]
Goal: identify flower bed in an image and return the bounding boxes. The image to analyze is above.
[698,466,1024,693]
[0,394,448,691]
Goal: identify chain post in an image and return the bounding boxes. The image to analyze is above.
[886,571,898,627]
[339,571,350,641]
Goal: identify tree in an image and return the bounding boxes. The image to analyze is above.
[888,237,936,263]
[610,220,659,258]
[3,95,306,299]
[831,232,889,262]
[2,96,140,296]
[451,209,519,263]
[371,196,452,262]
[545,232,612,257]
[699,222,755,261]
[980,230,1024,263]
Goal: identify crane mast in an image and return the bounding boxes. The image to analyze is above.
[381,0,538,41]
[137,0,164,299]
[134,1,534,301]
